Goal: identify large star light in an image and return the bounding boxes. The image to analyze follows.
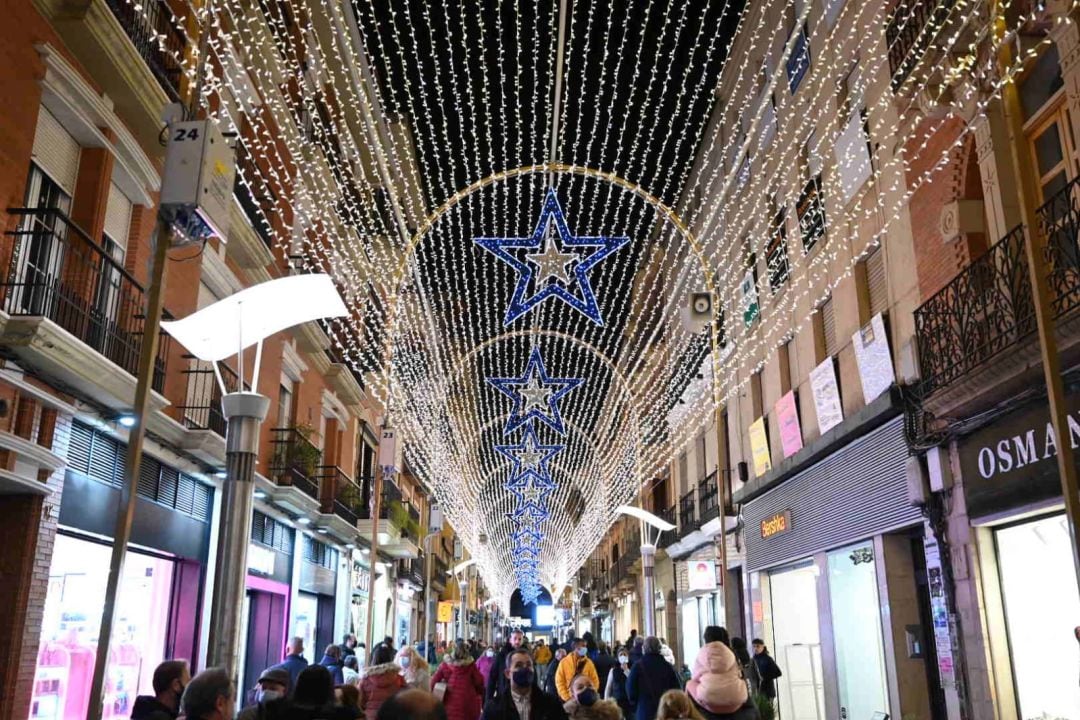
[474,189,630,326]
[495,425,562,486]
[487,347,583,436]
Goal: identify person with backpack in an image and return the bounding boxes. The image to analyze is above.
[555,638,600,702]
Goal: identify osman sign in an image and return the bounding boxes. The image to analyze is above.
[958,395,1080,518]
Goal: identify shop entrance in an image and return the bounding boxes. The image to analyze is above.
[241,580,289,700]
[295,591,335,661]
[768,562,825,720]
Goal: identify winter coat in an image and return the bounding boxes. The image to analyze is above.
[402,664,431,691]
[563,697,623,720]
[320,654,345,685]
[691,697,761,720]
[130,696,177,720]
[627,644,643,667]
[342,666,361,686]
[625,652,682,720]
[358,662,405,720]
[535,645,553,666]
[685,642,750,715]
[592,654,616,697]
[543,657,562,696]
[486,642,526,700]
[268,654,309,694]
[481,686,569,720]
[555,653,599,702]
[603,664,633,718]
[476,652,496,681]
[431,657,485,720]
[751,654,782,699]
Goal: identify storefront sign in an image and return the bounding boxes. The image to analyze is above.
[852,314,895,404]
[775,391,803,458]
[957,391,1080,518]
[437,601,454,623]
[353,562,371,594]
[809,357,844,434]
[248,543,276,575]
[760,510,792,539]
[748,417,772,477]
[687,559,718,591]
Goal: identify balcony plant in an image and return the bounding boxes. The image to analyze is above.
[285,423,322,477]
[388,500,423,540]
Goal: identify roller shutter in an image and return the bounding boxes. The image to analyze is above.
[32,106,80,194]
[822,297,837,357]
[743,416,921,571]
[865,247,888,317]
[104,182,132,249]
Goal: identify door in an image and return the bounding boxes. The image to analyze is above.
[243,589,287,700]
[828,542,889,720]
[15,165,71,316]
[769,563,825,720]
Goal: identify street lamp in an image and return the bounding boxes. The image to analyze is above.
[615,505,675,638]
[453,558,477,641]
[162,273,347,682]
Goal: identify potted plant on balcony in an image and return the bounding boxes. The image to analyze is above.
[286,423,322,476]
[388,501,422,540]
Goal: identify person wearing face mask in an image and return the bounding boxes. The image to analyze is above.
[481,649,567,720]
[397,646,432,690]
[235,669,288,720]
[180,667,235,720]
[543,648,567,698]
[477,645,497,681]
[603,650,634,719]
[555,639,599,702]
[562,674,621,720]
[486,628,526,701]
[132,660,190,720]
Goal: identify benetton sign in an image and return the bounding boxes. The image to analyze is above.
[958,393,1080,518]
[761,510,792,539]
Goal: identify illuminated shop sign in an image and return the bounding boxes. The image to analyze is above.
[760,510,792,540]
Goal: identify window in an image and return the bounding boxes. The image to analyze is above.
[1028,105,1075,203]
[1019,46,1064,122]
[750,371,764,419]
[766,209,790,292]
[678,451,689,492]
[835,61,873,204]
[822,296,838,357]
[778,340,794,395]
[797,174,826,253]
[861,247,888,319]
[695,434,707,481]
[277,382,294,428]
[786,23,811,94]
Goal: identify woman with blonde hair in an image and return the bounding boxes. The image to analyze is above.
[395,645,431,691]
[563,673,621,720]
[656,690,705,720]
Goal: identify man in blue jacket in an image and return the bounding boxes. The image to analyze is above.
[268,636,309,694]
[626,636,681,720]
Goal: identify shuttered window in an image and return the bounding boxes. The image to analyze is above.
[252,509,295,553]
[304,535,338,570]
[695,435,707,481]
[822,297,837,357]
[104,182,132,249]
[67,420,213,522]
[32,106,80,194]
[865,248,888,317]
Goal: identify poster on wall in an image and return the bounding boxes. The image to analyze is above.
[852,313,895,404]
[809,358,844,434]
[924,532,956,688]
[437,601,454,623]
[748,417,772,477]
[687,559,717,591]
[741,270,759,327]
[774,391,803,458]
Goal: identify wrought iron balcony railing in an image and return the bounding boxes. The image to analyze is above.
[178,356,243,437]
[269,427,322,499]
[318,466,362,524]
[679,488,698,534]
[885,0,958,91]
[656,504,677,549]
[2,208,169,392]
[698,471,719,523]
[103,0,187,101]
[915,175,1080,395]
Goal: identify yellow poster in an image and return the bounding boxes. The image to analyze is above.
[437,601,454,623]
[748,417,772,477]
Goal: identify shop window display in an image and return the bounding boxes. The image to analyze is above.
[30,534,175,720]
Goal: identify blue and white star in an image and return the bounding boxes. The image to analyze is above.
[487,347,582,436]
[474,188,630,326]
[495,425,562,486]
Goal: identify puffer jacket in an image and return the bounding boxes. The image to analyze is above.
[431,657,485,720]
[563,697,623,720]
[358,662,405,720]
[685,642,750,715]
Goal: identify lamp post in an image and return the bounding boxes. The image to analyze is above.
[161,273,348,682]
[615,505,675,640]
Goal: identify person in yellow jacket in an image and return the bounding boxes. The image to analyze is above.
[534,639,553,680]
[555,638,599,701]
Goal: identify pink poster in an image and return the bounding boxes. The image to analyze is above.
[775,390,803,458]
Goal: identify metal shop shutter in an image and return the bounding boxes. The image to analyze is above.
[743,416,922,571]
[104,182,133,249]
[32,106,81,195]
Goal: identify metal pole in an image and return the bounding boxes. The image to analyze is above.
[421,533,435,658]
[206,391,270,680]
[997,7,1080,589]
[363,464,390,651]
[458,578,468,641]
[641,544,657,637]
[87,217,171,720]
[714,406,731,628]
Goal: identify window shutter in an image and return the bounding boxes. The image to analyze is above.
[866,248,888,316]
[822,297,837,357]
[90,433,122,486]
[138,456,160,498]
[158,465,180,508]
[104,183,132,249]
[68,421,94,474]
[32,106,80,194]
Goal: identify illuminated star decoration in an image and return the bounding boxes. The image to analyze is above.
[494,425,563,486]
[486,347,582,436]
[474,188,630,327]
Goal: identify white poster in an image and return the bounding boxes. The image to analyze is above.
[810,358,844,434]
[687,559,718,592]
[852,313,895,404]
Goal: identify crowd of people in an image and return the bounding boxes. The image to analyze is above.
[129,626,783,720]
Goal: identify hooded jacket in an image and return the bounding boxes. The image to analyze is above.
[563,697,623,720]
[431,656,485,720]
[685,642,750,715]
[625,651,682,720]
[358,662,405,720]
[130,696,177,720]
[320,654,345,685]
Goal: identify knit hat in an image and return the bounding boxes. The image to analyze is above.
[685,642,748,714]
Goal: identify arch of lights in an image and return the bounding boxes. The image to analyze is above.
[132,0,1072,607]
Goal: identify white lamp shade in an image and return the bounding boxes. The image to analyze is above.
[615,504,676,532]
[162,274,349,361]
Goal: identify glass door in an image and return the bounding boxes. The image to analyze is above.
[768,562,825,720]
[828,541,890,720]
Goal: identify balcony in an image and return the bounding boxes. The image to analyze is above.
[656,504,677,550]
[698,471,719,524]
[318,465,363,525]
[269,427,322,501]
[355,477,420,558]
[178,357,243,438]
[398,554,425,587]
[0,208,171,409]
[914,175,1080,414]
[679,489,698,534]
[102,0,186,101]
[886,0,957,91]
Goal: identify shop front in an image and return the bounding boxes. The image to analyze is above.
[240,510,294,700]
[743,417,930,720]
[395,587,415,646]
[955,398,1080,719]
[295,536,339,661]
[350,556,371,643]
[32,423,213,720]
[678,556,723,666]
